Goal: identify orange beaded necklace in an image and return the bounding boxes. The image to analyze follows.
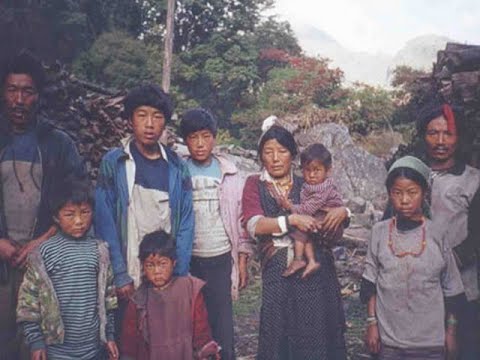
[388,216,427,258]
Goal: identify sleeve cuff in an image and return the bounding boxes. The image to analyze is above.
[273,216,288,237]
[246,215,262,239]
[114,272,133,288]
[30,339,46,351]
[238,244,254,255]
[346,207,352,218]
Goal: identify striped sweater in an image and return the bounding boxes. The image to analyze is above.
[291,177,343,216]
[17,233,117,359]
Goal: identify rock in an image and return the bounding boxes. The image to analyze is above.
[294,123,388,205]
[332,246,348,261]
[372,195,388,212]
[347,196,367,214]
[352,213,375,228]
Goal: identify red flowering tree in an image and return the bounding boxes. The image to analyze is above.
[233,54,345,147]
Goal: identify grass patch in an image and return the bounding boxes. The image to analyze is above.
[234,275,262,317]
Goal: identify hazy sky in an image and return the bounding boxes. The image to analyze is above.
[273,0,480,55]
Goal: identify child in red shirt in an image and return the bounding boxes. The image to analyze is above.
[120,230,219,359]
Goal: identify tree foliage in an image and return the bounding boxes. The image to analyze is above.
[138,0,297,130]
[174,33,259,128]
[389,65,434,141]
[0,1,142,62]
[390,65,429,89]
[233,55,344,147]
[73,32,155,89]
[254,17,301,56]
[339,84,396,135]
[142,0,274,51]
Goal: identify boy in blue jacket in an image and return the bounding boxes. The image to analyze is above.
[94,84,194,303]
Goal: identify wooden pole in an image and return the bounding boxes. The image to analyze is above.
[162,0,175,93]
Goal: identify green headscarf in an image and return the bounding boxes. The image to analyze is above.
[388,156,431,183]
[387,155,432,218]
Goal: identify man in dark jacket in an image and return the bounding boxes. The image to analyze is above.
[0,51,84,359]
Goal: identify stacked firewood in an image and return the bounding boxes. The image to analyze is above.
[38,65,128,178]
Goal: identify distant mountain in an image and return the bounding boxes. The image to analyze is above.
[386,34,452,82]
[294,24,392,85]
[294,25,453,86]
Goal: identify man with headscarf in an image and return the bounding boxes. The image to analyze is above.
[0,51,84,359]
[416,101,480,360]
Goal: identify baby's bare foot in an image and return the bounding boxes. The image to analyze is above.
[301,261,321,279]
[282,259,307,277]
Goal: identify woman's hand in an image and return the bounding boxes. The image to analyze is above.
[31,349,47,360]
[278,195,292,211]
[445,326,457,360]
[288,214,317,233]
[319,207,348,234]
[365,323,381,354]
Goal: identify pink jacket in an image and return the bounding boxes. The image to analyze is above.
[187,153,255,300]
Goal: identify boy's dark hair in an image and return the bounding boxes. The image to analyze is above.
[123,83,174,122]
[139,230,176,262]
[300,143,332,168]
[179,108,217,139]
[1,50,45,93]
[49,174,94,216]
[258,125,298,159]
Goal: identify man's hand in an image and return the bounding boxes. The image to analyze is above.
[238,253,249,290]
[365,323,381,354]
[31,349,47,360]
[106,340,119,359]
[12,240,41,268]
[116,283,135,300]
[0,238,18,262]
[12,226,57,268]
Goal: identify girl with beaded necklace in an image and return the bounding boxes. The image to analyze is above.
[361,156,465,360]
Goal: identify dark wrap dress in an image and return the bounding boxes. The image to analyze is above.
[242,174,347,360]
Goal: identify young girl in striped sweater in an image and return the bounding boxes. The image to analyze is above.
[17,176,119,360]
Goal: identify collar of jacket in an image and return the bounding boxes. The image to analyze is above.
[120,135,169,163]
[429,160,466,176]
[185,153,238,180]
[447,161,466,175]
